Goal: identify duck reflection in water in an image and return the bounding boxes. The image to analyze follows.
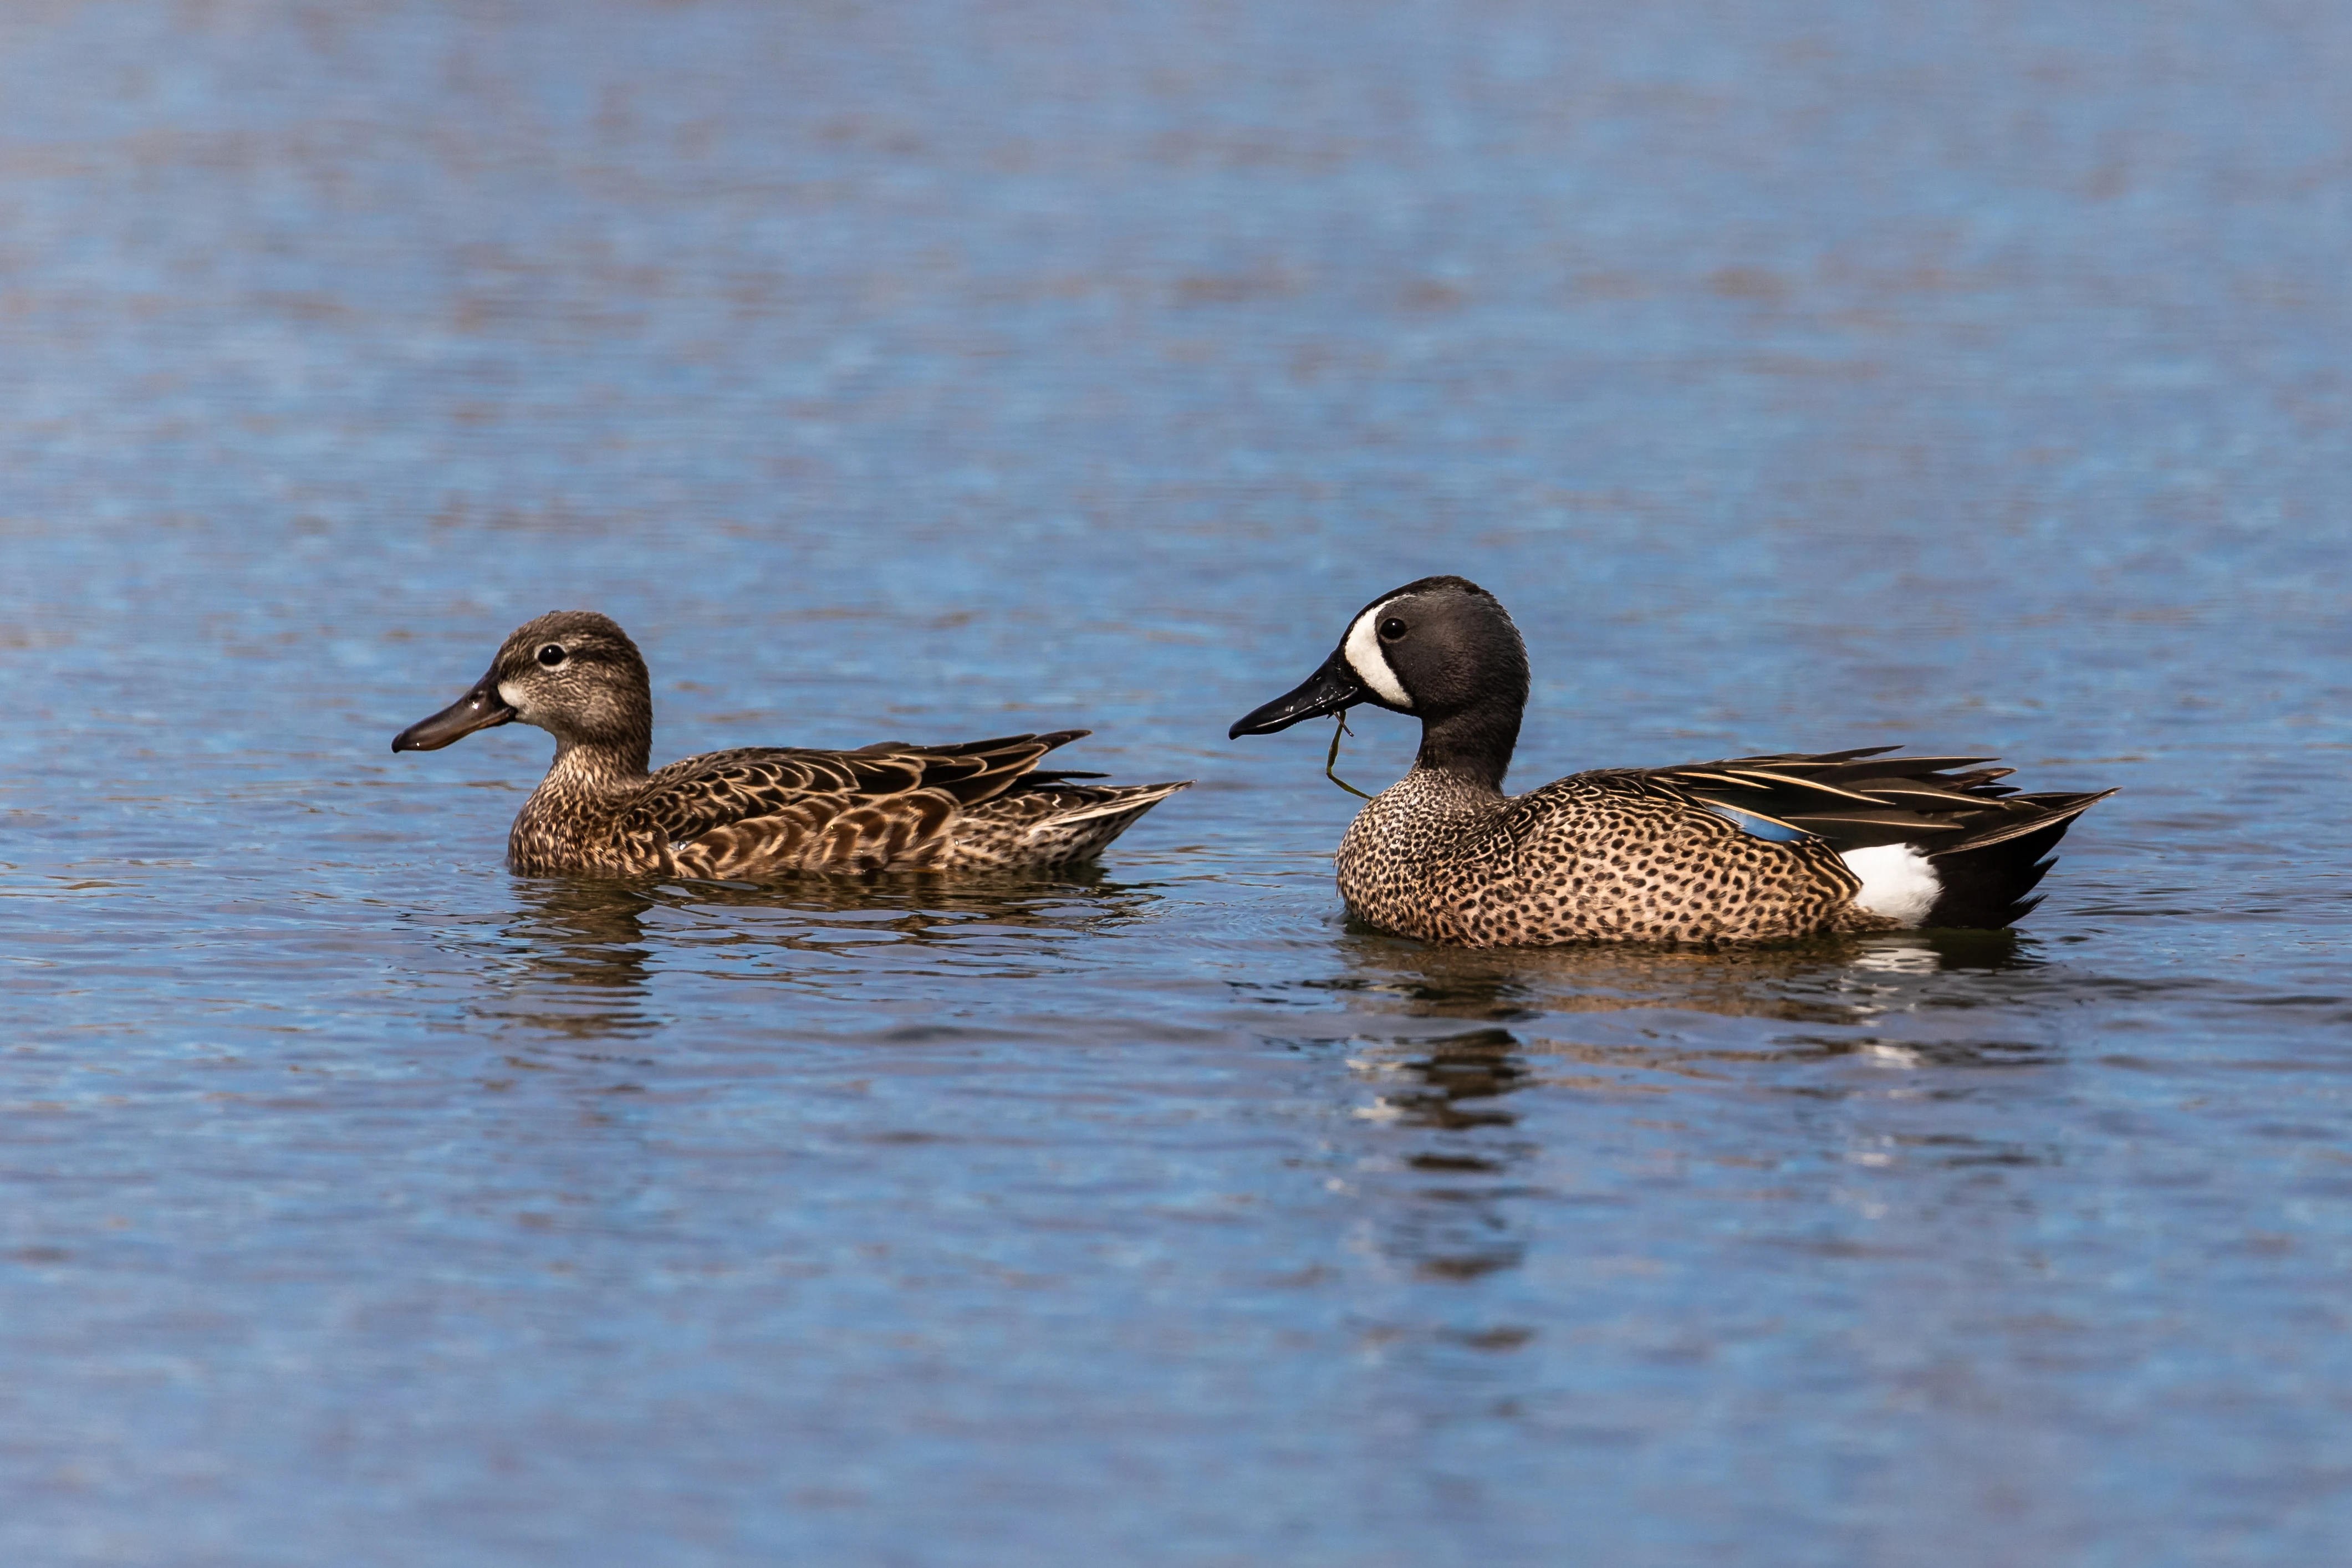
[1333,1020,1537,1285]
[1325,925,2035,1031]
[1317,929,2044,1285]
[489,879,665,1038]
[482,869,1171,1038]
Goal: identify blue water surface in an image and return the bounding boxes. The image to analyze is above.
[3,2,2350,1563]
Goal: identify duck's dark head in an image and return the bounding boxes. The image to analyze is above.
[1229,575,1529,788]
[393,610,653,770]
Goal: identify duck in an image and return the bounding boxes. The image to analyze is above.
[393,610,1190,877]
[1228,575,2114,947]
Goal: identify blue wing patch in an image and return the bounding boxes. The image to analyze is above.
[1704,801,1815,843]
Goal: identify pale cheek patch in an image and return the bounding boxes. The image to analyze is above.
[1342,606,1412,708]
[1840,844,1941,926]
[497,680,534,721]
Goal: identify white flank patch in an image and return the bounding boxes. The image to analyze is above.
[1839,844,1941,927]
[1341,604,1412,708]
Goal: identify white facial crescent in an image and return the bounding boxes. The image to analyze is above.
[1341,603,1412,708]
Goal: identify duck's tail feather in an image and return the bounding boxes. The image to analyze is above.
[1922,788,2116,928]
[1023,780,1193,832]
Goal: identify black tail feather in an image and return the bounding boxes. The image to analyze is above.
[1654,750,2115,929]
[1922,798,2106,928]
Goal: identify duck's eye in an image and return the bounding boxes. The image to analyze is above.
[537,643,567,667]
[1378,617,1407,641]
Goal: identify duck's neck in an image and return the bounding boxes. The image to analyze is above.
[511,741,650,872]
[1411,699,1521,795]
[537,736,651,797]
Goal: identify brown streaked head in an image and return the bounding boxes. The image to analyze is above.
[393,610,654,767]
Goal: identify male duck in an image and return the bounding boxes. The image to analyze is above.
[395,611,1189,877]
[1229,576,2113,947]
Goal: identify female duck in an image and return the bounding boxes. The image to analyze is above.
[1229,576,2111,946]
[395,610,1188,877]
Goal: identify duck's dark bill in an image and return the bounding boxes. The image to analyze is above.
[1228,654,1368,738]
[392,680,515,752]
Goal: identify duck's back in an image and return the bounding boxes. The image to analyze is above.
[1336,768,1869,947]
[513,732,1187,878]
[1334,747,2113,947]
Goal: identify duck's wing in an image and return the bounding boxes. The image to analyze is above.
[1642,747,2115,926]
[948,778,1193,869]
[1642,746,2108,852]
[624,729,1093,876]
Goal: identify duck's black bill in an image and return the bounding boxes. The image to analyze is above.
[392,678,515,753]
[1229,653,1368,738]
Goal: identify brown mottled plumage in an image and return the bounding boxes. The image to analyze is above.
[394,611,1188,877]
[1232,576,2113,947]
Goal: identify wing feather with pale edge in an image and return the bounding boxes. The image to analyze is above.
[620,729,1089,874]
[1635,747,2115,855]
